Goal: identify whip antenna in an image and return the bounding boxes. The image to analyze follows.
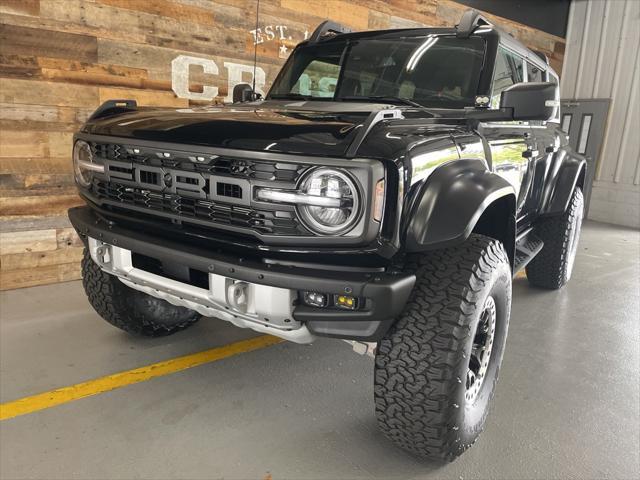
[252,0,260,99]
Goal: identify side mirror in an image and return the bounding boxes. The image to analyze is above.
[233,83,255,103]
[500,82,558,121]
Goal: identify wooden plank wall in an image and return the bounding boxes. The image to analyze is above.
[0,0,566,290]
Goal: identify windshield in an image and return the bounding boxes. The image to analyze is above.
[269,35,486,108]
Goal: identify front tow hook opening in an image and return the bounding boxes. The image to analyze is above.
[227,281,249,313]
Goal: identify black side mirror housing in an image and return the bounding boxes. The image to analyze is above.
[233,83,256,103]
[500,82,558,121]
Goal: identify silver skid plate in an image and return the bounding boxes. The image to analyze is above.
[88,238,315,344]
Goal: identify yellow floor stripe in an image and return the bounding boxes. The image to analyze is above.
[0,335,282,421]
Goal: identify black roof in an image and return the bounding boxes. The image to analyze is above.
[302,10,555,76]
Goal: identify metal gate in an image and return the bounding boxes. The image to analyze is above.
[560,99,611,212]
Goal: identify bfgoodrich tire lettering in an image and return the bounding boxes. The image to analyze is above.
[81,249,200,336]
[526,187,584,289]
[374,234,512,461]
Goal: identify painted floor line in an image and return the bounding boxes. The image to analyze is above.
[0,335,282,421]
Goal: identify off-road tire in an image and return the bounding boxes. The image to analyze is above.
[526,188,584,289]
[81,249,200,336]
[374,234,512,461]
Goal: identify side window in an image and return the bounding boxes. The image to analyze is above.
[491,46,524,108]
[526,62,544,82]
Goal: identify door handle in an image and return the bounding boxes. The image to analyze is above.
[545,145,558,153]
[522,149,539,159]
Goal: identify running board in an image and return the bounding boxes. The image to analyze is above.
[514,231,544,274]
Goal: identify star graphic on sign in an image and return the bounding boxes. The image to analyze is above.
[279,44,289,57]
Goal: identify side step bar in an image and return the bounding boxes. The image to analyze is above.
[514,229,544,274]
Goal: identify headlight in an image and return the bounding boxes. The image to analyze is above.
[296,168,361,235]
[254,167,363,235]
[73,140,103,187]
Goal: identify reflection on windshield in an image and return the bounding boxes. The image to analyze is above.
[269,36,485,108]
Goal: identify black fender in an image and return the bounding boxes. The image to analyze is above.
[540,148,587,216]
[405,159,516,254]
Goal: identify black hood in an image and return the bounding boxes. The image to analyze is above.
[81,101,395,157]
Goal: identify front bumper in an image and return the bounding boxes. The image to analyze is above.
[69,206,415,342]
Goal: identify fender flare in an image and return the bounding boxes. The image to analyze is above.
[541,149,587,216]
[405,159,516,253]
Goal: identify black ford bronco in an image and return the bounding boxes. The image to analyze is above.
[68,11,585,461]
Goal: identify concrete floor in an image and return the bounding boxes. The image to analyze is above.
[0,221,638,480]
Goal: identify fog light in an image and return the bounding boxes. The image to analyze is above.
[335,295,357,310]
[303,291,327,307]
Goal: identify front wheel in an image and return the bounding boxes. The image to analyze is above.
[374,234,512,461]
[81,249,200,337]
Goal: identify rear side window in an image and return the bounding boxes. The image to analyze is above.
[491,46,524,108]
[527,62,544,82]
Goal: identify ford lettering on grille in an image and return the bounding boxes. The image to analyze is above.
[103,158,250,206]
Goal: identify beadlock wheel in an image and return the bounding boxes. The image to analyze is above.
[466,295,497,405]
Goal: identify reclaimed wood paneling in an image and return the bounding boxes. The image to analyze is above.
[0,0,40,17]
[0,0,565,290]
[0,229,58,255]
[0,24,99,62]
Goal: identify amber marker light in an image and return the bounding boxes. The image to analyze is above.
[335,295,358,310]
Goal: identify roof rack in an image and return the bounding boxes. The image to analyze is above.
[308,20,352,43]
[456,9,493,38]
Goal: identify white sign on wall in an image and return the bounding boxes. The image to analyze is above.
[171,55,266,103]
[249,25,308,58]
[171,26,308,102]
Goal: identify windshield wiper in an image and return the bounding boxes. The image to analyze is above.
[340,95,425,108]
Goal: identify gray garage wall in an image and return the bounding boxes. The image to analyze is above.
[561,0,640,228]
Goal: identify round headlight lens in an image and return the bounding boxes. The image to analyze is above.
[73,140,94,187]
[297,168,361,235]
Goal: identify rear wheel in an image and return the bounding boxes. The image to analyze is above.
[374,234,512,461]
[526,187,584,289]
[81,249,200,336]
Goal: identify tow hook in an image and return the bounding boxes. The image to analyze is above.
[344,340,377,358]
[95,243,112,265]
[227,281,249,313]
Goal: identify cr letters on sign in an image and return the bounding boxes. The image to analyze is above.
[171,55,266,102]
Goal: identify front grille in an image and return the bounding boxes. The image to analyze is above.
[94,181,304,236]
[91,142,303,182]
[89,141,311,237]
[217,182,242,199]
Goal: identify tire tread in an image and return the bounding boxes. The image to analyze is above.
[526,188,583,289]
[81,249,200,337]
[374,234,511,461]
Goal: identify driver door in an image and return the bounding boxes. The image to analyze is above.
[481,46,536,221]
